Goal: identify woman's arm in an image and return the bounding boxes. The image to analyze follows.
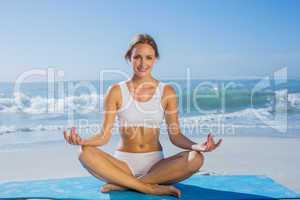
[163,85,196,150]
[163,85,222,152]
[64,84,120,147]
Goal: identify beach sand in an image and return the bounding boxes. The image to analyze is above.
[0,135,299,193]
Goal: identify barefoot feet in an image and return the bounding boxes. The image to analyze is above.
[101,183,181,198]
[100,183,126,193]
[150,184,181,198]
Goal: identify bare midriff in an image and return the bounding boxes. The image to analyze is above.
[117,127,162,153]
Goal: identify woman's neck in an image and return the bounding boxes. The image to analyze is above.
[130,75,157,86]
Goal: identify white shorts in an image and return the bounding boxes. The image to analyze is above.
[114,150,164,177]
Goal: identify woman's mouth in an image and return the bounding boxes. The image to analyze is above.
[137,67,148,72]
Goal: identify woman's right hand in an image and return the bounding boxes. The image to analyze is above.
[63,127,86,145]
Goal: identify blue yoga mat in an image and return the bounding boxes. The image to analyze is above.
[0,175,299,200]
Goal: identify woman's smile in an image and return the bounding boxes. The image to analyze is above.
[137,66,149,72]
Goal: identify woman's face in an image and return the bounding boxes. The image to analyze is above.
[130,43,156,78]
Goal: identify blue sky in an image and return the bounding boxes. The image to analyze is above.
[0,0,299,81]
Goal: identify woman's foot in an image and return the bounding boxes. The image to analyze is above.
[100,183,126,193]
[101,183,181,197]
[150,184,181,198]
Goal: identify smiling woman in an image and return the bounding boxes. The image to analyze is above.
[125,34,159,79]
[63,33,222,197]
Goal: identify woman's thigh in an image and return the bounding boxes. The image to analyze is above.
[148,151,189,173]
[145,151,203,184]
[80,146,133,176]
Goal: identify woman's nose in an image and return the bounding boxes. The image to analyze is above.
[140,57,144,64]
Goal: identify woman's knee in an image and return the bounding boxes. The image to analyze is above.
[78,145,97,162]
[187,151,204,173]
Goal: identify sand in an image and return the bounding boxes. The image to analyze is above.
[0,135,299,193]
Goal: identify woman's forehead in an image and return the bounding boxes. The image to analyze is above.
[132,43,155,55]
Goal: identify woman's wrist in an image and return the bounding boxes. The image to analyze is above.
[189,141,198,150]
[191,143,197,151]
[85,134,108,146]
[83,139,100,146]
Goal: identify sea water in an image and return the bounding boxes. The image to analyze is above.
[0,79,300,151]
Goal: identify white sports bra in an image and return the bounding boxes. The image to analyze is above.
[117,80,166,128]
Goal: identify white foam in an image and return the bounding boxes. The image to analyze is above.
[0,92,103,114]
[288,93,300,110]
[1,91,300,114]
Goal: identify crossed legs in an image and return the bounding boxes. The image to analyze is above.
[79,146,204,196]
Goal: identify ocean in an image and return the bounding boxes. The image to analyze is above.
[0,79,300,151]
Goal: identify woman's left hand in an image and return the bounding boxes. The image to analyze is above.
[192,133,222,152]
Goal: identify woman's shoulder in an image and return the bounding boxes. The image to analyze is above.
[160,83,177,104]
[161,83,176,95]
[105,82,122,99]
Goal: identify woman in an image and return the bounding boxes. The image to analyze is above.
[64,34,222,197]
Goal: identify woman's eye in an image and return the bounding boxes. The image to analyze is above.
[146,56,153,60]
